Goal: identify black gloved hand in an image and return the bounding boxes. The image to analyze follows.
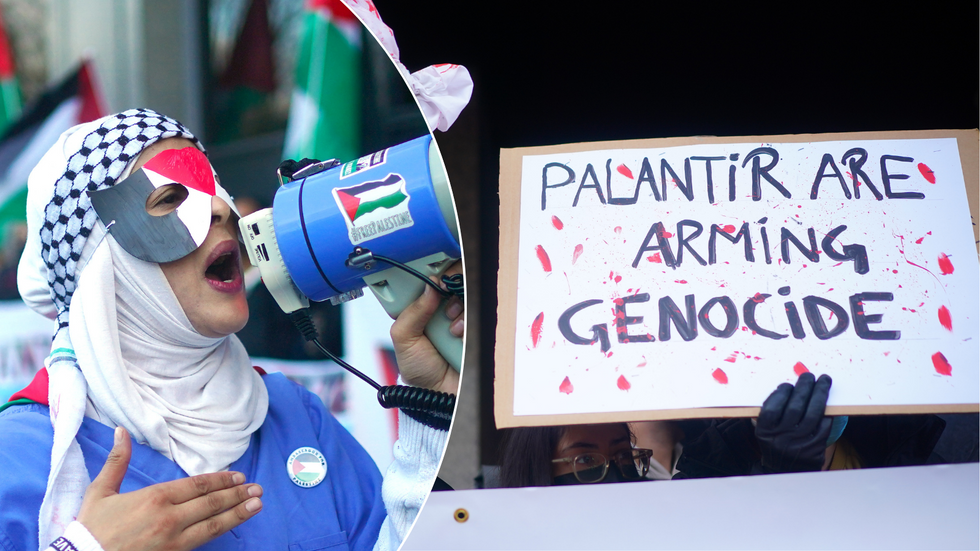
[754,372,833,473]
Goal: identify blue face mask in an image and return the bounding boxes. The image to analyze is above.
[826,416,849,446]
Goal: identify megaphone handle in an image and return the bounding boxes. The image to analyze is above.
[363,258,463,372]
[424,298,463,372]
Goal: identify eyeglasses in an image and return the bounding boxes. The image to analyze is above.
[551,448,653,483]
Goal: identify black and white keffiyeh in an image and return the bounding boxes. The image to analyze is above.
[41,109,201,336]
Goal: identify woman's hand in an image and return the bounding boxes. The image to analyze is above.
[77,427,263,551]
[389,261,462,395]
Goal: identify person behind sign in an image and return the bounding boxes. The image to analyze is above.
[0,110,462,551]
[675,373,949,478]
[498,373,849,487]
[499,422,655,487]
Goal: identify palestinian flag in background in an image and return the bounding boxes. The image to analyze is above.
[0,3,21,136]
[213,0,276,143]
[0,61,106,232]
[282,0,362,164]
[335,174,406,223]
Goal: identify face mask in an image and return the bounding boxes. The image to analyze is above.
[89,147,239,263]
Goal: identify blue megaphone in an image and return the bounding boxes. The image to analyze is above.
[238,134,462,370]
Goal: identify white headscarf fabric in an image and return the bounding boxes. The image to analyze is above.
[72,236,267,476]
[343,0,473,132]
[17,110,268,549]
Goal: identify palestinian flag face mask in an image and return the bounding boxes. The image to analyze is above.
[89,147,239,263]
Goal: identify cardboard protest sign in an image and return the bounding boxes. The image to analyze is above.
[496,130,980,427]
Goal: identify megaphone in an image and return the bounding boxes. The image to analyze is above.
[238,134,462,371]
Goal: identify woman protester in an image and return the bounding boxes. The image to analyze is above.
[0,109,460,551]
[498,422,654,487]
[495,373,886,487]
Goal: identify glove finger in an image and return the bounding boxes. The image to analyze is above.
[792,417,834,471]
[798,374,832,434]
[779,372,815,430]
[758,383,794,429]
[815,415,834,445]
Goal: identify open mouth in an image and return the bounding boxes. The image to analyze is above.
[204,242,242,289]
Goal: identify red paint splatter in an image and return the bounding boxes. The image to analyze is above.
[647,253,662,263]
[721,224,736,233]
[724,353,738,363]
[712,368,729,384]
[617,375,631,391]
[617,164,634,179]
[915,237,924,244]
[938,305,953,331]
[675,280,688,284]
[535,245,552,272]
[917,163,936,184]
[662,231,674,238]
[637,356,647,367]
[892,269,898,274]
[614,226,622,235]
[614,275,622,283]
[531,313,544,347]
[551,216,564,230]
[751,293,766,303]
[793,362,809,376]
[938,253,954,274]
[931,352,952,376]
[572,244,584,264]
[559,376,574,394]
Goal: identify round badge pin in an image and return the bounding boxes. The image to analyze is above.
[287,447,327,488]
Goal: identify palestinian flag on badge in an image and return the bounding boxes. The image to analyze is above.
[335,173,408,223]
[288,448,327,487]
[0,61,106,232]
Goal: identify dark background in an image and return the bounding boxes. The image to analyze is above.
[373,0,979,469]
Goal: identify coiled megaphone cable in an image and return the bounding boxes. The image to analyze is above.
[290,309,455,431]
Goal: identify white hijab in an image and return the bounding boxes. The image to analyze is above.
[72,234,268,477]
[18,113,268,548]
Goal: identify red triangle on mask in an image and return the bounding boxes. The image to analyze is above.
[143,147,216,196]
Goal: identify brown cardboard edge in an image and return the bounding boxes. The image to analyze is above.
[496,403,980,428]
[955,131,980,251]
[494,130,980,429]
[494,148,523,429]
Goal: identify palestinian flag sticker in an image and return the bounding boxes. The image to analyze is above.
[287,447,327,488]
[332,173,414,244]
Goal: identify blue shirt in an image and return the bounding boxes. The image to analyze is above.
[0,373,386,551]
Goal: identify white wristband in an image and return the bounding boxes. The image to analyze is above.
[45,521,104,551]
